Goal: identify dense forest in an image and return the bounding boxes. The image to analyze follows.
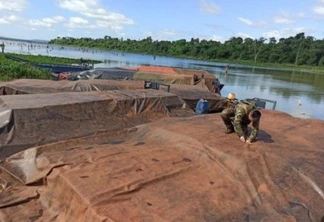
[49,32,324,67]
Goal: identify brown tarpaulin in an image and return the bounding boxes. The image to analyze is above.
[133,71,196,86]
[0,79,227,112]
[0,110,324,221]
[135,66,216,92]
[173,68,216,92]
[0,90,193,159]
[0,79,144,95]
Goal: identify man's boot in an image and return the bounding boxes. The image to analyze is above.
[221,114,234,134]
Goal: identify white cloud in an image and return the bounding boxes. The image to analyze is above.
[0,18,9,24]
[96,20,122,31]
[70,17,88,25]
[274,17,294,24]
[0,15,21,24]
[199,0,220,14]
[262,27,313,39]
[238,17,252,26]
[27,19,52,28]
[43,16,65,24]
[0,0,28,12]
[235,32,253,39]
[0,14,65,31]
[24,16,66,29]
[274,11,295,24]
[65,17,91,28]
[24,27,37,31]
[313,5,324,16]
[238,17,267,27]
[298,12,306,18]
[57,0,97,13]
[57,0,134,31]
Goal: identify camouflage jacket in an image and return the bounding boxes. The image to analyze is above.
[233,101,259,141]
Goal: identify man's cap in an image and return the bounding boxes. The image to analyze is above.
[227,93,236,100]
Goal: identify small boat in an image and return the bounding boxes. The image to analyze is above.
[34,63,92,73]
[245,97,277,110]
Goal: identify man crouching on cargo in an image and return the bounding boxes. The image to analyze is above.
[221,100,261,144]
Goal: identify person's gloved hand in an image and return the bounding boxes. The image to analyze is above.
[240,136,246,143]
[246,139,252,144]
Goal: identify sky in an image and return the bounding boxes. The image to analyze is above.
[0,0,324,42]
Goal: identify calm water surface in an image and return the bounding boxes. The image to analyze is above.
[4,41,324,120]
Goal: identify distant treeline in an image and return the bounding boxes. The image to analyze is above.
[49,32,324,66]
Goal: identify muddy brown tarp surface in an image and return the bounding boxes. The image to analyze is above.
[0,79,145,95]
[0,110,324,221]
[134,66,216,92]
[0,79,226,112]
[0,90,194,159]
[48,66,216,91]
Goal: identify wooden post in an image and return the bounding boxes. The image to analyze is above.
[0,42,5,53]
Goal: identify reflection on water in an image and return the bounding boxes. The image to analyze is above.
[216,67,324,120]
[3,40,324,120]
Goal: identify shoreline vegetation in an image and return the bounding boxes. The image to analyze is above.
[47,32,324,75]
[219,59,324,74]
[0,53,101,81]
[0,53,51,81]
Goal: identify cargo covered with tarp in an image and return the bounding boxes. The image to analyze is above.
[52,67,137,81]
[49,66,217,92]
[0,90,194,159]
[0,79,227,112]
[0,79,144,95]
[168,84,226,112]
[134,66,216,92]
[0,110,323,221]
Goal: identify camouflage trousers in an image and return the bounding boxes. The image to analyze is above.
[221,108,248,135]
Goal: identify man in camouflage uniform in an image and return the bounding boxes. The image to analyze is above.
[221,100,261,144]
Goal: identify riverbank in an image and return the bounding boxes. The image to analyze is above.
[226,59,324,75]
[0,53,102,81]
[4,52,102,65]
[169,55,324,75]
[0,54,50,81]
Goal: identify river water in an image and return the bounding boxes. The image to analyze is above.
[3,40,324,121]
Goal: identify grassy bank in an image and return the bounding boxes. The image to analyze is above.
[0,53,102,81]
[211,58,324,75]
[5,53,102,65]
[0,54,51,81]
